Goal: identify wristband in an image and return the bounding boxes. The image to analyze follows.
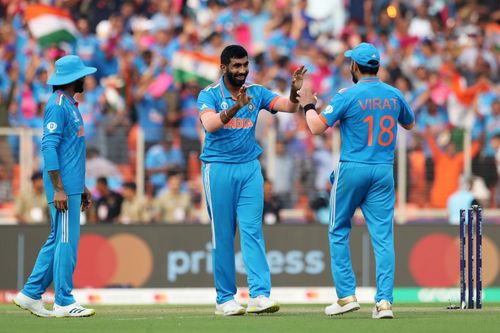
[220,110,228,123]
[303,103,316,113]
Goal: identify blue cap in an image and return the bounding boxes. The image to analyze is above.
[47,55,97,85]
[344,43,380,68]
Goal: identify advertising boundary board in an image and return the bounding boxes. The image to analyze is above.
[1,225,499,290]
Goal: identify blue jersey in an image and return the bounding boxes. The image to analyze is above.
[320,77,414,164]
[41,91,86,203]
[197,77,279,163]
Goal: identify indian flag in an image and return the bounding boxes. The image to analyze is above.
[172,51,220,87]
[25,4,78,48]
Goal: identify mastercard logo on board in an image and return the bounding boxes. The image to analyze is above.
[74,233,153,288]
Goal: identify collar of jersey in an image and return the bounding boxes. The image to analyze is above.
[219,76,239,101]
[358,77,380,83]
[56,90,78,105]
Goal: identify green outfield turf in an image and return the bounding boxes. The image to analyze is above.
[1,303,500,333]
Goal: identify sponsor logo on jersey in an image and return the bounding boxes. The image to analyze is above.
[223,118,254,129]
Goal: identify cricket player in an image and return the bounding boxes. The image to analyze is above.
[13,55,96,318]
[198,45,306,316]
[297,43,415,319]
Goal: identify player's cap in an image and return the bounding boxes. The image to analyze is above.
[344,43,380,68]
[47,55,97,85]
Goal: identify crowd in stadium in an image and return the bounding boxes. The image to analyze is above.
[0,0,499,224]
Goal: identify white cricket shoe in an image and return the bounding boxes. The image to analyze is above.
[215,299,246,316]
[246,295,280,314]
[53,302,96,317]
[325,295,361,316]
[372,300,394,319]
[13,292,53,317]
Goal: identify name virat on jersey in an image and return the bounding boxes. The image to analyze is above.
[358,98,398,111]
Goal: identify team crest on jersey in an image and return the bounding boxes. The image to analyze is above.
[47,122,57,132]
[221,101,229,110]
[248,102,255,112]
[324,105,334,114]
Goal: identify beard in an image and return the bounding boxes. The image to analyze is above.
[74,78,85,93]
[351,68,358,84]
[226,71,248,87]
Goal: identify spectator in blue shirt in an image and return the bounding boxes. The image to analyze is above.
[134,70,168,149]
[79,75,105,149]
[474,99,500,207]
[417,99,449,188]
[145,134,185,196]
[268,16,298,62]
[180,81,202,163]
[215,0,252,43]
[32,68,52,105]
[75,17,100,68]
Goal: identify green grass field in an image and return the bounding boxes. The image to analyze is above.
[2,303,500,333]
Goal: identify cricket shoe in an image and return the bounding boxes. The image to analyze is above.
[246,296,280,314]
[13,292,53,317]
[215,299,246,316]
[215,299,245,316]
[325,295,361,316]
[372,300,394,319]
[53,303,96,317]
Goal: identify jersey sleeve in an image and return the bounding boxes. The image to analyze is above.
[397,92,415,126]
[41,104,66,171]
[258,86,279,112]
[320,92,348,127]
[197,90,217,114]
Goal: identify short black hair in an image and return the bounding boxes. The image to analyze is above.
[52,77,83,92]
[221,45,248,65]
[97,177,108,186]
[31,171,43,181]
[167,168,183,178]
[52,82,71,92]
[357,60,379,75]
[123,182,136,191]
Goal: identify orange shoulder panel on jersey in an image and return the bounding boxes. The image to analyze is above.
[268,96,281,111]
[319,114,329,126]
[200,109,216,116]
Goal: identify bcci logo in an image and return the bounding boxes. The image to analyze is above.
[248,102,255,112]
[221,101,229,110]
[324,105,334,114]
[47,122,58,132]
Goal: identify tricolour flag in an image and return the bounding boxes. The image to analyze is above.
[171,51,220,87]
[25,4,78,48]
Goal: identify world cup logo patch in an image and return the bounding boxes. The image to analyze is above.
[248,102,255,112]
[324,105,334,114]
[221,101,228,110]
[47,122,58,132]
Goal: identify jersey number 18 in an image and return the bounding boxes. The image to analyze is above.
[363,115,395,147]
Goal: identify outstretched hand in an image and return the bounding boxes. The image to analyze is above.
[292,65,308,91]
[236,86,252,108]
[297,80,317,107]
